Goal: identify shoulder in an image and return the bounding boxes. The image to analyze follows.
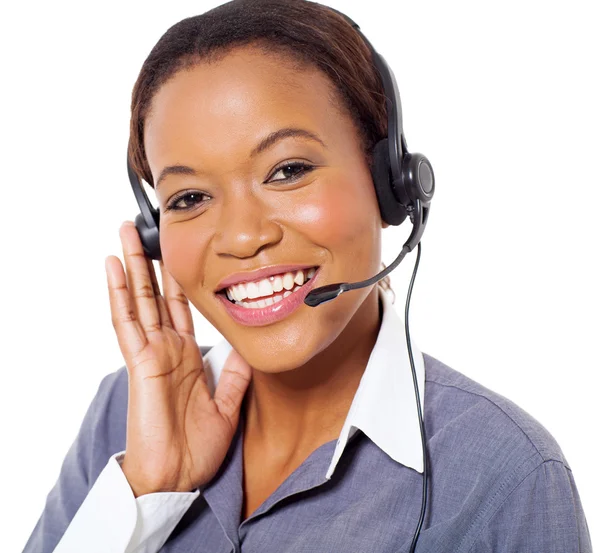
[87,366,130,460]
[421,351,569,469]
[418,353,594,549]
[95,364,129,416]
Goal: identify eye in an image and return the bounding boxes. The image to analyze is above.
[164,191,210,212]
[164,161,314,213]
[267,161,315,183]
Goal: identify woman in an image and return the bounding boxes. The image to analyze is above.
[23,0,592,552]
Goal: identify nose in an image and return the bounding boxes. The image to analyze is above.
[212,189,283,258]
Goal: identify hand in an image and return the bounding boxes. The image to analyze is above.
[104,221,252,497]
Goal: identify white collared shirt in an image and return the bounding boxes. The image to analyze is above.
[51,286,424,553]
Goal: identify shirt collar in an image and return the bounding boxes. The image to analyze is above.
[202,286,425,480]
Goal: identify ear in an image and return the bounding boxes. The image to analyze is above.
[381,220,390,229]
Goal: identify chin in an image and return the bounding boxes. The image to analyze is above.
[224,320,336,374]
[238,336,319,374]
[248,356,305,374]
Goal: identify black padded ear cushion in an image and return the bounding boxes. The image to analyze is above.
[370,138,408,226]
[135,211,162,260]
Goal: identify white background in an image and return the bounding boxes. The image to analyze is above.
[1,0,598,550]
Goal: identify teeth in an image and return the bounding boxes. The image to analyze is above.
[234,284,243,302]
[225,267,317,303]
[272,275,283,292]
[258,279,272,298]
[246,281,259,299]
[282,273,295,291]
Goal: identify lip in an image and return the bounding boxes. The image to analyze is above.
[215,264,319,292]
[216,267,321,326]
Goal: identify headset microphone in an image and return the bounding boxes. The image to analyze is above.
[304,198,431,307]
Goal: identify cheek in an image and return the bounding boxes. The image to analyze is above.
[288,174,381,262]
[159,223,209,290]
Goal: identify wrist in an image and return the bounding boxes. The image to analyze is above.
[120,458,189,497]
[120,459,157,498]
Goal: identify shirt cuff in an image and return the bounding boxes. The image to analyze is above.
[52,450,200,553]
[115,452,201,552]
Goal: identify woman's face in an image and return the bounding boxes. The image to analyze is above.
[144,45,386,372]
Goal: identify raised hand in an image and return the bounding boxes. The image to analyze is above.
[104,221,252,497]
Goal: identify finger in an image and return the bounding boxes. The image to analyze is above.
[146,256,174,330]
[105,255,147,358]
[120,222,161,333]
[159,260,195,336]
[213,349,252,430]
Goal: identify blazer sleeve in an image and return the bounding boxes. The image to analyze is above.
[22,355,213,553]
[468,459,593,553]
[21,370,125,553]
[45,449,200,553]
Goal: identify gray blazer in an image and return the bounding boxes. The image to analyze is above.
[22,351,593,552]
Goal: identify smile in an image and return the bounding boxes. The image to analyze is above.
[224,267,317,308]
[216,267,321,326]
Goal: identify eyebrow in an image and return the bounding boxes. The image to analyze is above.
[155,127,327,189]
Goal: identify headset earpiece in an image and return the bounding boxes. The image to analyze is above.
[127,156,162,260]
[401,152,435,207]
[134,210,161,261]
[371,138,408,226]
[370,138,435,228]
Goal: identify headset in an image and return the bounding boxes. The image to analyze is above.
[126,6,435,552]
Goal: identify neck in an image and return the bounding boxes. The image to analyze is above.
[242,287,383,459]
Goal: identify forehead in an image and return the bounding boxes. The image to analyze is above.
[143,46,349,170]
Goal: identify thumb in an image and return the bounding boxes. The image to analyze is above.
[213,348,252,428]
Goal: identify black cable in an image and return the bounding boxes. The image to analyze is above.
[404,241,428,553]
